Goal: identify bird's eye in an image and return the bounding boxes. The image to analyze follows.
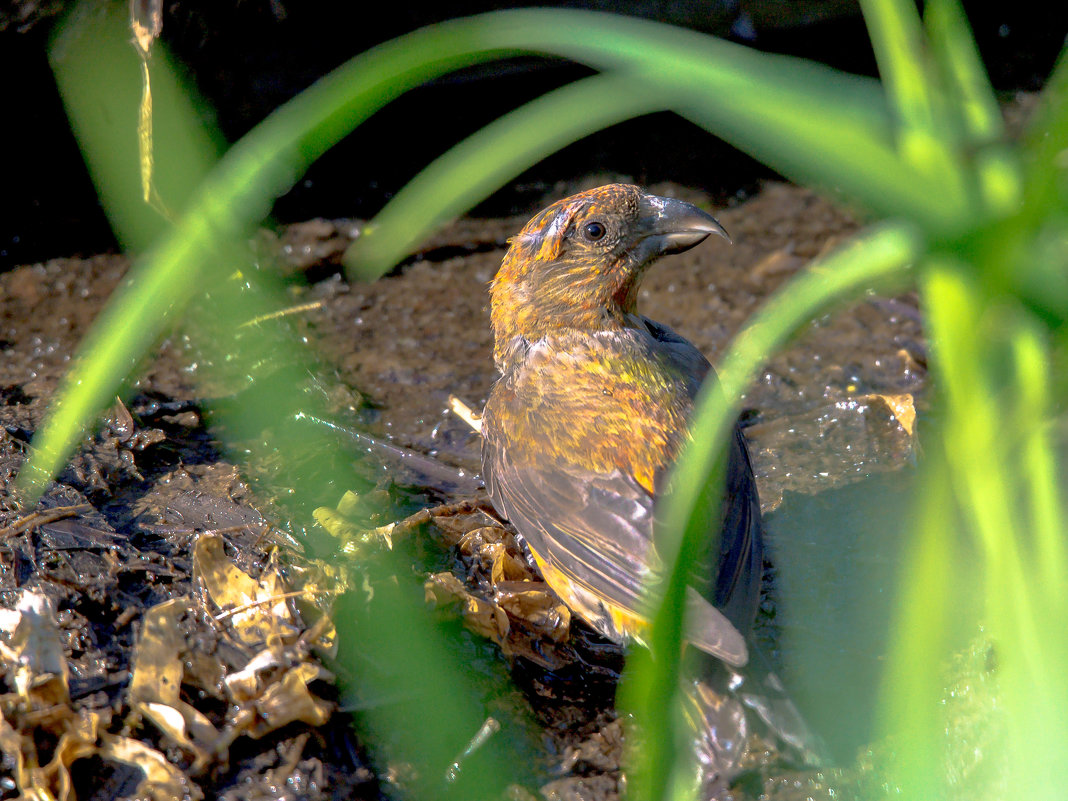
[584,221,607,241]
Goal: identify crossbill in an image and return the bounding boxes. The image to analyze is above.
[481,184,762,668]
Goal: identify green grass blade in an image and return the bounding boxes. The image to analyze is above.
[923,0,1003,145]
[1009,51,1068,315]
[622,222,919,801]
[349,9,976,251]
[343,71,667,280]
[484,10,970,228]
[346,9,985,267]
[876,453,957,801]
[503,9,971,227]
[177,245,521,800]
[859,0,958,167]
[689,222,919,476]
[1022,47,1068,216]
[923,0,1020,214]
[921,260,1068,801]
[921,265,1017,562]
[48,4,224,252]
[1011,321,1067,608]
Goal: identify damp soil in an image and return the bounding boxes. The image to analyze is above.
[0,180,927,801]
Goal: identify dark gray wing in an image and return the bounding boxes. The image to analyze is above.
[482,420,750,667]
[709,424,763,631]
[643,316,764,633]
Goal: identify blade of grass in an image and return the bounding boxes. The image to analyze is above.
[349,7,979,276]
[923,0,1003,145]
[920,264,1036,621]
[494,10,973,226]
[924,0,1020,214]
[49,3,223,251]
[623,222,920,801]
[922,261,1068,801]
[1021,48,1068,216]
[183,253,520,799]
[1011,320,1067,608]
[350,19,973,280]
[876,454,958,801]
[486,10,972,227]
[343,71,667,280]
[859,0,959,170]
[1004,51,1068,317]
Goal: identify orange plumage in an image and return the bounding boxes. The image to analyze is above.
[481,184,761,667]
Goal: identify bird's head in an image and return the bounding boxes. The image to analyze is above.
[490,184,729,370]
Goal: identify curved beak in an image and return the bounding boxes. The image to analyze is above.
[634,194,731,263]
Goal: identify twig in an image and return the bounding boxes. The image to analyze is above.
[448,395,482,434]
[238,300,325,328]
[213,588,340,622]
[293,412,482,494]
[0,504,93,540]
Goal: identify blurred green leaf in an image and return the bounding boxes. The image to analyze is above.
[1022,50,1068,217]
[924,0,1020,214]
[876,454,959,801]
[348,8,983,278]
[923,0,1003,146]
[859,0,960,174]
[919,260,1068,801]
[48,3,223,251]
[1011,320,1066,602]
[860,0,937,130]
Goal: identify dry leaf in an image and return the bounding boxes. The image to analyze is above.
[874,392,917,437]
[194,533,299,648]
[100,733,204,801]
[129,597,219,771]
[425,572,511,644]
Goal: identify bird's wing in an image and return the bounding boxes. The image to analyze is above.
[710,424,764,631]
[482,429,749,667]
[642,315,763,632]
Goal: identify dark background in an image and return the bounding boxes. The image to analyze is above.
[2,0,1064,270]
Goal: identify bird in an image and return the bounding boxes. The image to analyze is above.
[480,183,762,669]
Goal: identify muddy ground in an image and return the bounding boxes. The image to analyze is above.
[0,180,929,800]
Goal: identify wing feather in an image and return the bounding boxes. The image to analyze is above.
[483,426,750,667]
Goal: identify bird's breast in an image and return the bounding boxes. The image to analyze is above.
[485,330,699,494]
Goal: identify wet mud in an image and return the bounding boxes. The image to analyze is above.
[0,180,927,800]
